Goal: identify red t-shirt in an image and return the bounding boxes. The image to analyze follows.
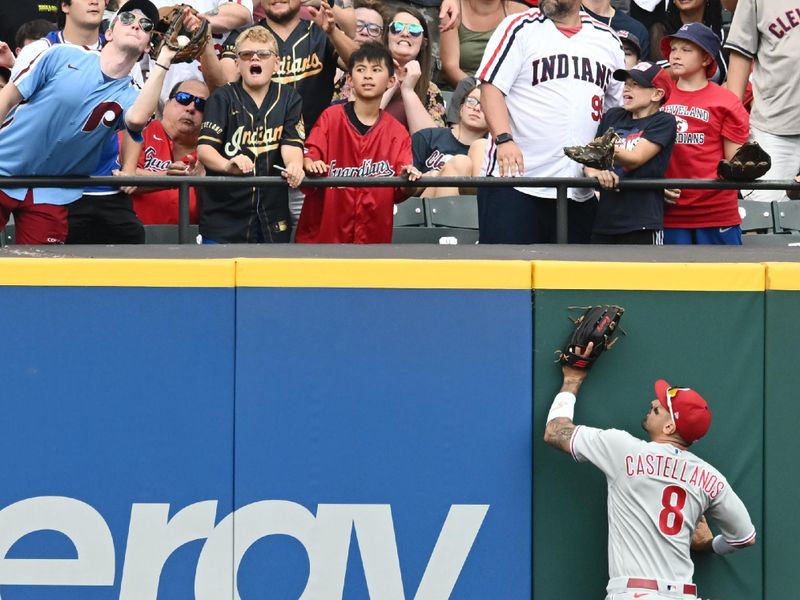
[296,103,413,244]
[130,120,199,225]
[661,83,749,228]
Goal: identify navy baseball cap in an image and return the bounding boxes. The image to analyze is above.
[660,22,720,77]
[613,61,673,103]
[115,0,160,28]
[617,30,642,57]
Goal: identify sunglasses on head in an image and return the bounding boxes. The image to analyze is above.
[356,19,383,37]
[171,91,206,111]
[237,49,277,61]
[388,21,424,37]
[116,11,154,33]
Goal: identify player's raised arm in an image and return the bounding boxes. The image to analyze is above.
[544,357,590,454]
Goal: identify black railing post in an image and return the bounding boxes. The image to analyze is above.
[178,183,190,244]
[556,183,569,244]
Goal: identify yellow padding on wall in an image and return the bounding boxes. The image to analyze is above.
[0,259,236,287]
[765,263,800,291]
[532,261,765,291]
[236,258,533,289]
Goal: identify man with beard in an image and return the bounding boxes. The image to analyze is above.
[220,0,358,221]
[544,346,756,599]
[475,0,625,244]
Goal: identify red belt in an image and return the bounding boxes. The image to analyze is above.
[627,578,697,596]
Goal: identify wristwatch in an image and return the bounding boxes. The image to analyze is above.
[495,132,514,145]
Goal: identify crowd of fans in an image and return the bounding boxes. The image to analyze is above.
[0,0,798,245]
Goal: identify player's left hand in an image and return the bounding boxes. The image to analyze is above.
[0,42,14,69]
[438,0,459,32]
[400,164,422,181]
[691,515,714,551]
[282,163,305,188]
[400,60,422,91]
[308,0,335,34]
[561,341,593,380]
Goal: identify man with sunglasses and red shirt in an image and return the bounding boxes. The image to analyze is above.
[0,0,183,244]
[544,345,756,600]
[126,79,209,225]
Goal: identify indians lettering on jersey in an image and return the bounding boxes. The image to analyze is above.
[661,104,709,145]
[329,159,395,177]
[273,53,324,85]
[625,453,726,498]
[530,55,613,92]
[768,8,800,39]
[223,125,284,157]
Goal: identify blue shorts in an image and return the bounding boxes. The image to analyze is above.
[664,226,742,245]
[477,186,596,244]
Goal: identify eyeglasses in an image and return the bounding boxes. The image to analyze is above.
[171,91,206,111]
[237,49,277,61]
[356,19,383,37]
[462,96,481,110]
[116,11,154,33]
[388,21,424,38]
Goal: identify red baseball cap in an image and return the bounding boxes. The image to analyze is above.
[654,379,712,444]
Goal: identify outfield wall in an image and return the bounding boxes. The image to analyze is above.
[0,257,795,599]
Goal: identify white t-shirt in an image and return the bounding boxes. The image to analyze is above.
[571,426,756,585]
[476,9,624,200]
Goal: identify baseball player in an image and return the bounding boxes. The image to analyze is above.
[475,0,625,244]
[545,344,757,599]
[724,0,800,203]
[0,0,179,244]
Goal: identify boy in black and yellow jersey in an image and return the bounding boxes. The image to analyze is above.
[197,26,305,243]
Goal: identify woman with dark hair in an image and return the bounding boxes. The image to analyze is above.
[650,0,726,81]
[380,5,445,133]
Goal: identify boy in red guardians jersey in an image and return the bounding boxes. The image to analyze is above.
[296,43,421,244]
[660,23,750,245]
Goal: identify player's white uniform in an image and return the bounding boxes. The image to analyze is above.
[151,0,254,108]
[476,9,625,201]
[571,426,755,599]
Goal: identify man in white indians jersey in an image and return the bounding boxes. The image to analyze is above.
[476,0,624,244]
[544,346,756,600]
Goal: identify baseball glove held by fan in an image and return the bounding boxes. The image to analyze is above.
[717,141,771,181]
[150,5,208,64]
[564,128,619,170]
[558,305,625,369]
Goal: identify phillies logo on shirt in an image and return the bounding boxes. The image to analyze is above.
[329,159,395,177]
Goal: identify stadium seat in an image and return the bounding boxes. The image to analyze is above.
[392,226,478,244]
[0,224,14,246]
[393,196,427,227]
[425,195,479,229]
[772,200,800,233]
[738,199,774,233]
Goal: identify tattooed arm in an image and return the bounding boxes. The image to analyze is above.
[543,347,591,454]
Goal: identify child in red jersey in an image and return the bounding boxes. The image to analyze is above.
[296,43,421,244]
[660,23,750,245]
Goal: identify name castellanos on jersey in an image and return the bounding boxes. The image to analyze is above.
[530,54,614,90]
[625,452,726,498]
[0,495,488,599]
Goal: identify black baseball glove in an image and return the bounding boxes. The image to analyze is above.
[150,5,208,64]
[717,141,772,181]
[558,305,625,369]
[563,128,619,170]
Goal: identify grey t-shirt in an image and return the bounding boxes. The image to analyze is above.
[724,0,800,135]
[571,426,755,584]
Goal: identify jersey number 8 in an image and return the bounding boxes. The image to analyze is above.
[659,485,687,536]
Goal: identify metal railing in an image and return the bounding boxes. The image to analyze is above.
[2,175,799,244]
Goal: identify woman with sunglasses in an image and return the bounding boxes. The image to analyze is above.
[439,0,527,89]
